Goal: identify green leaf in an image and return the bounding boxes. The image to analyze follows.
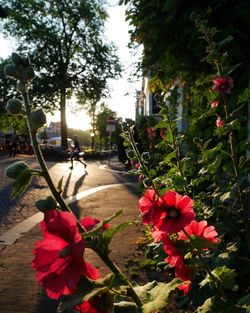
[103,221,138,244]
[238,88,250,104]
[213,266,238,291]
[83,210,124,239]
[114,301,140,313]
[57,294,83,313]
[11,168,32,198]
[197,296,246,313]
[220,191,231,202]
[217,35,234,47]
[227,62,242,75]
[57,176,64,193]
[161,151,176,165]
[238,294,250,306]
[133,279,181,313]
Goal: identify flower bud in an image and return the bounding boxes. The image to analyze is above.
[29,109,46,131]
[35,196,57,212]
[121,123,129,132]
[126,149,135,159]
[4,64,19,80]
[21,56,31,66]
[143,178,152,187]
[153,177,162,189]
[6,161,29,179]
[141,152,150,161]
[22,65,35,81]
[5,99,23,115]
[11,53,23,67]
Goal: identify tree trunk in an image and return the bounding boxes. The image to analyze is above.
[60,88,68,150]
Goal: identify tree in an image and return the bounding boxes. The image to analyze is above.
[96,103,115,150]
[0,0,121,148]
[120,0,250,84]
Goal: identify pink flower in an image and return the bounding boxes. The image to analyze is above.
[212,76,234,95]
[147,127,156,140]
[153,190,195,234]
[81,216,109,232]
[178,220,219,247]
[216,117,224,127]
[139,190,195,233]
[211,101,219,108]
[32,210,100,299]
[131,160,140,170]
[138,189,157,224]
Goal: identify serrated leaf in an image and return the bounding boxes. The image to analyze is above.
[213,266,238,291]
[11,168,32,198]
[134,279,181,313]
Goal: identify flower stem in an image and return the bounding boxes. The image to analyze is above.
[128,128,161,198]
[182,228,226,299]
[98,251,143,309]
[166,115,189,195]
[20,83,86,233]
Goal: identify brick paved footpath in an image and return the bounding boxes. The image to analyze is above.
[0,155,142,313]
[0,154,134,236]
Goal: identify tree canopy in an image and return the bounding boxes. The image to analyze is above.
[121,0,250,83]
[0,0,121,148]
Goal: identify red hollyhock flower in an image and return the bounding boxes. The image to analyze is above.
[138,189,157,224]
[153,190,195,233]
[178,280,192,295]
[212,76,234,95]
[216,117,224,127]
[75,299,107,313]
[32,210,100,299]
[211,101,219,108]
[178,220,219,247]
[154,231,192,295]
[81,216,109,232]
[139,190,195,233]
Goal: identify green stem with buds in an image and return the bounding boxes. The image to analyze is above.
[95,248,143,309]
[166,114,189,195]
[128,128,161,197]
[20,82,86,233]
[22,82,143,308]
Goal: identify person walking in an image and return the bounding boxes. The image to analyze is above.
[69,135,87,170]
[9,131,20,158]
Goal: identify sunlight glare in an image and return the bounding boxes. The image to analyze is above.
[47,111,91,131]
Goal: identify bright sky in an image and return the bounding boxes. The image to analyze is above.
[0,2,142,131]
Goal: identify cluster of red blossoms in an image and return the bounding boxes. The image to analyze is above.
[138,189,219,295]
[32,211,108,312]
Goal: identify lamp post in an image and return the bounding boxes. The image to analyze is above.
[90,131,95,151]
[106,116,116,166]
